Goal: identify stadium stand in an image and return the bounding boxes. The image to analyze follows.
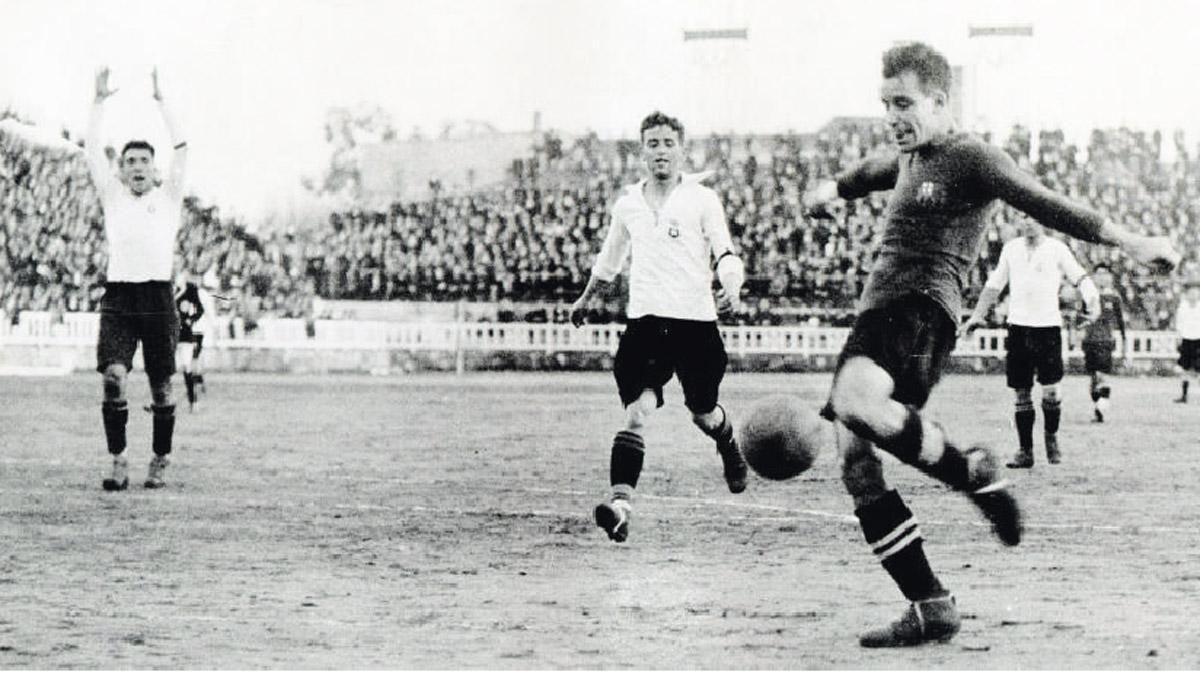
[3,111,1197,330]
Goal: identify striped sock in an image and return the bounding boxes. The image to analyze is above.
[856,490,945,601]
[610,430,645,500]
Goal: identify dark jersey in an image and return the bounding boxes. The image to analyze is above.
[837,131,1107,322]
[176,282,205,333]
[1083,291,1125,344]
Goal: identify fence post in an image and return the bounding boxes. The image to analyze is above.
[454,300,466,375]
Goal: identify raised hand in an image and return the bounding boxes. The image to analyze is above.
[95,67,118,101]
[151,67,163,101]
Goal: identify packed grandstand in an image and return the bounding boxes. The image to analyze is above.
[2,112,1197,331]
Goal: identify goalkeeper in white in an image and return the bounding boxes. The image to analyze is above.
[570,111,747,543]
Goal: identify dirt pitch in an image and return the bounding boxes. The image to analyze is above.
[1,371,1198,669]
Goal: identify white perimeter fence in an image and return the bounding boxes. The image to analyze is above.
[0,311,1184,375]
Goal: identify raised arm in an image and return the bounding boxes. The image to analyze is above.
[152,68,187,195]
[976,144,1178,271]
[85,67,118,188]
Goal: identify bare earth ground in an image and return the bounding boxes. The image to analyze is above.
[1,371,1198,669]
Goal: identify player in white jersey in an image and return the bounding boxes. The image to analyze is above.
[1174,279,1200,403]
[86,67,187,491]
[569,111,747,542]
[963,219,1099,467]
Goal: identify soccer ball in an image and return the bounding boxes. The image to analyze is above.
[737,395,825,480]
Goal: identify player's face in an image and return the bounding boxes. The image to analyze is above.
[1020,220,1043,241]
[1094,270,1113,291]
[641,125,684,181]
[120,149,155,195]
[880,71,947,152]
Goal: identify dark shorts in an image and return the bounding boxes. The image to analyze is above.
[1180,338,1200,371]
[97,281,180,380]
[179,323,197,343]
[179,331,205,359]
[1006,325,1064,389]
[1083,340,1115,374]
[614,316,727,414]
[827,293,958,412]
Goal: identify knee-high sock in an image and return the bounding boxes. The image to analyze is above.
[610,430,645,501]
[856,490,946,601]
[1015,401,1035,450]
[848,406,972,491]
[101,400,129,455]
[1042,397,1061,437]
[184,372,197,404]
[151,404,176,456]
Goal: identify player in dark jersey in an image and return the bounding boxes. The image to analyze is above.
[803,42,1179,648]
[1079,265,1126,422]
[176,277,206,412]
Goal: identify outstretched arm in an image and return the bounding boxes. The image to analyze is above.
[152,68,187,195]
[977,145,1179,271]
[803,154,900,217]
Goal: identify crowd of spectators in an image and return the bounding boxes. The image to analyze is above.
[3,108,1197,330]
[1,111,316,331]
[292,119,1199,328]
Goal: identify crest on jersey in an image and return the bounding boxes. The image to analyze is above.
[667,218,680,238]
[916,181,947,207]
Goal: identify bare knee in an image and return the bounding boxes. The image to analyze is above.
[1041,383,1061,403]
[101,364,127,402]
[624,390,657,432]
[691,405,723,434]
[1012,387,1033,405]
[149,375,174,408]
[830,357,901,434]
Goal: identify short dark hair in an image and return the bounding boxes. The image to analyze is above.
[640,111,684,142]
[121,140,155,159]
[882,42,952,96]
[1093,263,1114,275]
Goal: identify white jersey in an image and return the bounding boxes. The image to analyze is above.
[592,175,735,321]
[85,103,185,283]
[1177,297,1200,340]
[984,237,1087,328]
